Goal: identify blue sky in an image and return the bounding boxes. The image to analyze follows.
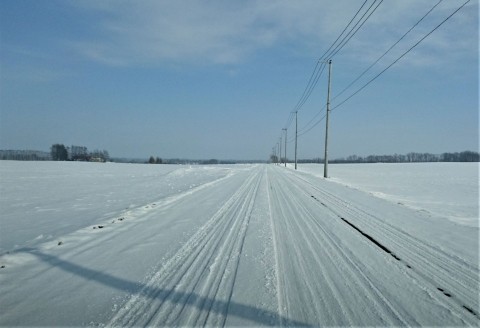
[0,0,478,160]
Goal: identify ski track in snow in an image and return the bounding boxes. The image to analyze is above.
[1,164,478,326]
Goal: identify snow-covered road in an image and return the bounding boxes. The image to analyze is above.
[0,164,478,326]
[267,166,478,326]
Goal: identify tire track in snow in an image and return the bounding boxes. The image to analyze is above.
[305,175,478,281]
[269,177,325,323]
[300,176,479,322]
[107,167,262,327]
[267,167,411,326]
[265,168,284,326]
[283,169,479,324]
[272,178,350,324]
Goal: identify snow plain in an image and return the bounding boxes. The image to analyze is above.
[0,161,234,253]
[0,161,478,326]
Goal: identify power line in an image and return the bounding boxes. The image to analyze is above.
[297,105,326,134]
[286,111,327,143]
[297,113,327,138]
[284,0,375,120]
[284,106,326,143]
[291,60,322,113]
[317,0,369,61]
[283,111,295,129]
[273,0,470,160]
[292,62,327,114]
[332,0,471,112]
[279,0,384,145]
[326,0,384,59]
[297,0,455,137]
[333,0,443,101]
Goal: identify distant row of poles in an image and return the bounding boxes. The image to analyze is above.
[272,60,332,178]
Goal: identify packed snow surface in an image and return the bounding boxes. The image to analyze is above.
[0,161,478,326]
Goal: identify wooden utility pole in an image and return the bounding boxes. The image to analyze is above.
[279,136,282,166]
[294,111,298,170]
[278,141,281,165]
[324,60,332,178]
[282,128,287,167]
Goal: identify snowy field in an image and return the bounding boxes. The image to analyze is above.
[0,161,236,253]
[0,161,478,326]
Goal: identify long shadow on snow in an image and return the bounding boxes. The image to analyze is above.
[19,248,311,327]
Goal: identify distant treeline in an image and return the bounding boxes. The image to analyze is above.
[294,151,479,164]
[3,149,478,164]
[0,150,266,164]
[0,145,110,162]
[50,144,110,162]
[0,150,51,161]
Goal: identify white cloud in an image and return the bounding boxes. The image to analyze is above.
[70,1,275,66]
[69,0,477,67]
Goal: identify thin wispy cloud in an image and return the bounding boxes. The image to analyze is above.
[68,0,476,68]
[338,1,477,69]
[70,1,283,66]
